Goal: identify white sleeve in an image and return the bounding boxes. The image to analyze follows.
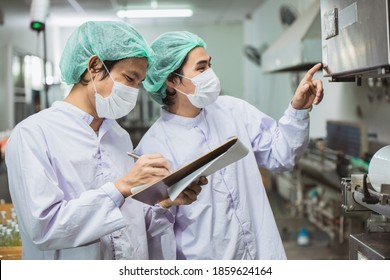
[144,204,176,260]
[242,101,310,172]
[5,125,126,250]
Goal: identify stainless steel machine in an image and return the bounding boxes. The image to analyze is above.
[320,0,390,259]
[321,0,390,83]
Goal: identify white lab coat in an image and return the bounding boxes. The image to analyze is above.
[135,95,310,259]
[5,101,172,260]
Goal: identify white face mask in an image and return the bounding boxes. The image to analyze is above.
[90,64,139,119]
[174,68,221,108]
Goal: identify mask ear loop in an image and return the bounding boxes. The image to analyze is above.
[89,59,115,96]
[174,87,190,97]
[89,57,113,93]
[89,70,98,93]
[173,72,191,80]
[88,70,102,120]
[174,71,204,87]
[101,60,115,82]
[173,72,194,96]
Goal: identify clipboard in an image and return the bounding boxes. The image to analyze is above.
[130,136,249,205]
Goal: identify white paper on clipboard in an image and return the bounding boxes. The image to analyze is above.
[168,139,248,201]
[130,137,249,205]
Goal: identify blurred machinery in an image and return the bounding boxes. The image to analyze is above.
[341,148,390,260]
[275,121,371,243]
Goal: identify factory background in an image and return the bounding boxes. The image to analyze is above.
[0,0,389,260]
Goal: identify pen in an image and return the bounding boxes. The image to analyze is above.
[127,152,172,173]
[127,152,141,160]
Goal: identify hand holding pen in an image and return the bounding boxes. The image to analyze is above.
[114,153,171,198]
[128,152,172,172]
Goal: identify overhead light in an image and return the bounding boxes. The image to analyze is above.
[117,9,193,19]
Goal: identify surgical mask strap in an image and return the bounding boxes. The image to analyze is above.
[101,60,115,82]
[89,71,98,93]
[174,87,190,96]
[174,72,192,81]
[102,61,114,80]
[89,60,114,92]
[172,72,193,96]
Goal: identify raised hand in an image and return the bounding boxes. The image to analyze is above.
[291,63,324,110]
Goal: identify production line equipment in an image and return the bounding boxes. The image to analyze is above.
[341,146,390,260]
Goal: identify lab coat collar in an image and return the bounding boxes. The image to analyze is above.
[99,118,116,139]
[52,101,95,125]
[51,101,116,133]
[161,106,204,128]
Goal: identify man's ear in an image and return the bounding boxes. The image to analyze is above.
[165,79,175,89]
[165,73,178,89]
[87,55,102,74]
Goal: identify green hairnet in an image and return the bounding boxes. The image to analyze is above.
[143,31,206,104]
[60,21,153,85]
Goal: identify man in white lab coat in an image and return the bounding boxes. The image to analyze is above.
[5,22,204,260]
[135,31,324,259]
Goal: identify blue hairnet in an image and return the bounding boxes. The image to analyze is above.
[60,21,153,85]
[143,31,206,104]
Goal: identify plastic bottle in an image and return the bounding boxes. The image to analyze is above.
[297,227,310,246]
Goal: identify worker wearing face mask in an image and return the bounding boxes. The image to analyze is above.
[135,31,324,260]
[5,22,205,260]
